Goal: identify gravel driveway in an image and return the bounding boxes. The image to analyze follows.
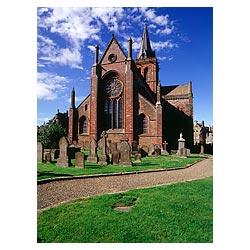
[37,157,213,212]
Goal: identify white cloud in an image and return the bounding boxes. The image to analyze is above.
[37,72,69,100]
[151,40,178,50]
[38,34,83,69]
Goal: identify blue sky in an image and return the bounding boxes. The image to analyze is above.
[37,7,213,126]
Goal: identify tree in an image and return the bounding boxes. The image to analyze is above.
[37,124,67,149]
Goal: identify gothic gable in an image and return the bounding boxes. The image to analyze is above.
[99,35,127,65]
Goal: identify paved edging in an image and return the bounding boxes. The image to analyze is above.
[37,158,206,185]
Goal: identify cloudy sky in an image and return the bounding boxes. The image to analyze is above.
[37,7,213,126]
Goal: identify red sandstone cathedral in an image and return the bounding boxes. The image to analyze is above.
[51,25,194,150]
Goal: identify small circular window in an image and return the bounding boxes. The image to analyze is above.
[108,54,117,63]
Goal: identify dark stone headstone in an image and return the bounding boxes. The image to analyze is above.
[45,152,51,163]
[87,139,98,163]
[140,145,148,157]
[37,142,43,163]
[112,150,120,165]
[132,141,138,155]
[75,152,84,168]
[119,138,132,166]
[56,136,71,167]
[54,149,59,159]
[68,144,81,160]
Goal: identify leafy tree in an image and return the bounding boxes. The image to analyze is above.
[37,124,67,149]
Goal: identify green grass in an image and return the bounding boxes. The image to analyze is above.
[37,177,213,243]
[37,152,209,180]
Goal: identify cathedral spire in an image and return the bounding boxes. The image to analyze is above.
[137,24,155,59]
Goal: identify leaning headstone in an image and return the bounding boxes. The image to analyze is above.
[112,150,120,165]
[140,145,148,157]
[99,131,109,165]
[75,152,84,168]
[37,142,44,163]
[148,143,155,156]
[87,139,98,163]
[56,136,71,167]
[119,138,132,166]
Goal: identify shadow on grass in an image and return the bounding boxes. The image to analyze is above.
[37,172,73,179]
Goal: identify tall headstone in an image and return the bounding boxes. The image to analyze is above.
[119,138,132,166]
[56,136,71,167]
[178,133,185,150]
[87,139,98,163]
[37,142,44,163]
[99,131,109,165]
[112,150,120,165]
[200,120,207,155]
[75,152,84,168]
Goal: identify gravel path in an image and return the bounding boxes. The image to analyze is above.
[37,157,213,212]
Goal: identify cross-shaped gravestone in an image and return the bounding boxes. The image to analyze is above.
[163,141,168,150]
[162,141,169,155]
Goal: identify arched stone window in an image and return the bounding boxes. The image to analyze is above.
[79,116,87,134]
[138,113,147,134]
[104,78,123,130]
[104,98,123,129]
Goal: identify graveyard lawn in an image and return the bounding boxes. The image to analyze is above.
[37,154,209,180]
[37,177,213,243]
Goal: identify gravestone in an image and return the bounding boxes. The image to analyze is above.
[68,144,81,160]
[112,150,120,165]
[75,152,84,168]
[37,142,43,163]
[54,149,59,159]
[110,142,118,154]
[132,141,138,155]
[45,152,51,163]
[178,133,185,150]
[162,141,169,155]
[153,147,161,157]
[119,138,132,166]
[148,143,155,156]
[178,147,188,158]
[56,136,71,167]
[134,152,142,163]
[87,139,98,163]
[99,131,109,165]
[141,145,148,157]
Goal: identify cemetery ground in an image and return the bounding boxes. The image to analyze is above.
[37,151,213,243]
[37,149,210,180]
[37,176,213,243]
